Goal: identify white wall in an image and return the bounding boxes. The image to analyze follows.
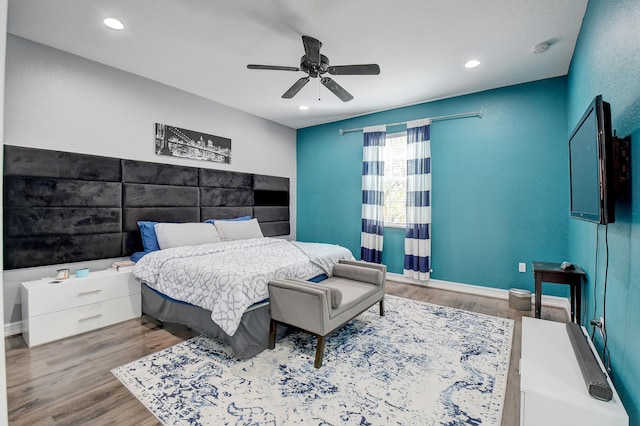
[1,0,11,422]
[2,35,298,327]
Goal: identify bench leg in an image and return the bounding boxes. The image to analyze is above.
[314,335,326,368]
[268,319,277,350]
[379,298,385,316]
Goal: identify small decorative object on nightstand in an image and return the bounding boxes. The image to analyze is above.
[56,268,69,280]
[112,260,135,272]
[21,269,141,348]
[75,268,89,278]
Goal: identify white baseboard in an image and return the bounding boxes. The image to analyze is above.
[386,272,572,318]
[4,321,22,338]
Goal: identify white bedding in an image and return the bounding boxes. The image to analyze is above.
[133,238,354,336]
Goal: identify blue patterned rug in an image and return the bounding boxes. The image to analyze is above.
[112,295,514,425]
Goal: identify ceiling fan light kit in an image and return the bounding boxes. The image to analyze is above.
[247,35,380,102]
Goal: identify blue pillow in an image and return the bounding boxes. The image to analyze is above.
[137,221,161,252]
[203,215,252,224]
[130,251,152,262]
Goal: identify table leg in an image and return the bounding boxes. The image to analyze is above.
[575,279,582,324]
[535,274,542,318]
[570,283,576,322]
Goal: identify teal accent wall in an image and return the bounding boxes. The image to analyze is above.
[298,77,569,296]
[567,0,640,422]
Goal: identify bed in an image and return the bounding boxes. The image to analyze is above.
[132,224,355,359]
[3,145,353,358]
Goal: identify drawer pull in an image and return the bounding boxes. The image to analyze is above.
[78,314,103,322]
[77,289,102,296]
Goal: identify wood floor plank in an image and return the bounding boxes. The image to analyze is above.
[5,281,567,425]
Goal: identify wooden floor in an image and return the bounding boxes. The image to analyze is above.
[5,282,567,425]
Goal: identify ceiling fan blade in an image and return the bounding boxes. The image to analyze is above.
[321,77,353,102]
[328,64,381,75]
[247,64,300,72]
[302,35,322,64]
[282,77,310,99]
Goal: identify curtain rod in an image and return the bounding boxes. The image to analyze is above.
[338,111,483,135]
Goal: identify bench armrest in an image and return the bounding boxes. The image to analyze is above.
[268,279,332,335]
[335,260,386,286]
[339,259,387,274]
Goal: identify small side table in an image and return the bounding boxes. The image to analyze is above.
[532,261,586,323]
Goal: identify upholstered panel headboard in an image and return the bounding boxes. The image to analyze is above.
[3,145,290,269]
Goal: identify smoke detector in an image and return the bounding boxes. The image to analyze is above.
[533,42,551,54]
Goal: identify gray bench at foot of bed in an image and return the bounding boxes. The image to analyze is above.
[268,259,386,368]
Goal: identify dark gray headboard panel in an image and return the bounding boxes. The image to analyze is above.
[4,147,123,269]
[253,174,290,236]
[4,145,290,269]
[199,168,254,220]
[120,160,202,254]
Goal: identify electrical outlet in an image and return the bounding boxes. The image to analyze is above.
[518,262,526,273]
[599,316,605,338]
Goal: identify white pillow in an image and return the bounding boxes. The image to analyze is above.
[214,218,264,241]
[154,223,221,249]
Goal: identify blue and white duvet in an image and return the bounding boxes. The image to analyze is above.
[133,238,354,336]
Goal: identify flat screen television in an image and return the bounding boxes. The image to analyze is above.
[568,95,615,224]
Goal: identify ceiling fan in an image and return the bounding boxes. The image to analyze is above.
[247,35,380,102]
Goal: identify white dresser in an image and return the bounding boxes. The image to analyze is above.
[520,317,628,426]
[21,269,141,347]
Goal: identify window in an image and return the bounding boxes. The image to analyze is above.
[383,132,406,226]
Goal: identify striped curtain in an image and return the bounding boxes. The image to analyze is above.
[361,125,386,263]
[404,119,431,281]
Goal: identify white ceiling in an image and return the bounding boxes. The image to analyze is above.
[7,0,588,129]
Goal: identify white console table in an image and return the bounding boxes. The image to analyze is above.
[520,317,628,426]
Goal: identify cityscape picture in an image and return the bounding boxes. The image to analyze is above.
[155,123,231,164]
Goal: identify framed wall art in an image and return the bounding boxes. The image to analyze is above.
[155,123,231,164]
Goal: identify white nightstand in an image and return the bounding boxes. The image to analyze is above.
[21,269,141,348]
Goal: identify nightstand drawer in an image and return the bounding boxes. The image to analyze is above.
[22,270,140,317]
[22,293,142,347]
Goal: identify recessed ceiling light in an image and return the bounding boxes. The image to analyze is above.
[465,60,480,69]
[103,18,125,30]
[299,105,309,110]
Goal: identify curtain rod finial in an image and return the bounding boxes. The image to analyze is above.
[338,129,344,135]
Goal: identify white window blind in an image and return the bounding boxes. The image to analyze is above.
[383,132,406,226]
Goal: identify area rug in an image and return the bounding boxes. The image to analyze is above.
[112,295,514,425]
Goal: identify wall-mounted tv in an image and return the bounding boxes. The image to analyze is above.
[568,95,615,224]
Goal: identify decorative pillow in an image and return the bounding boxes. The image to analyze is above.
[203,215,252,224]
[154,222,222,249]
[137,221,161,252]
[333,263,384,286]
[130,251,150,262]
[214,218,264,241]
[328,287,343,308]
